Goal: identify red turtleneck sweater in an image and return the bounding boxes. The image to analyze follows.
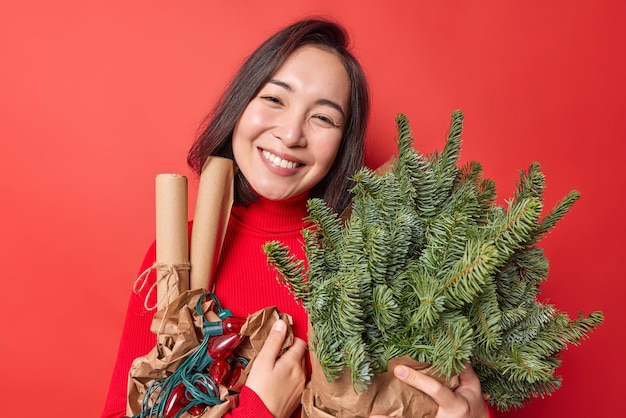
[102,194,311,418]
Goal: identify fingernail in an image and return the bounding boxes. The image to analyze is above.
[272,320,285,331]
[394,366,409,379]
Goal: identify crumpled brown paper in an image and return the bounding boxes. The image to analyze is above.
[302,331,459,418]
[126,289,293,417]
[221,306,295,396]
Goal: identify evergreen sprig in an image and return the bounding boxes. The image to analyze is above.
[262,111,604,411]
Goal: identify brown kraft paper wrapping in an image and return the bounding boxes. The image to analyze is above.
[155,173,190,307]
[190,156,236,291]
[302,326,459,418]
[127,290,293,417]
[128,290,238,418]
[127,289,215,416]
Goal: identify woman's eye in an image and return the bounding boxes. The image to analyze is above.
[260,95,283,105]
[312,114,340,127]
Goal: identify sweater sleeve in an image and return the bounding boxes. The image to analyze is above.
[101,241,159,418]
[223,386,274,418]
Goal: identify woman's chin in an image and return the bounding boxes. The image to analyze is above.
[252,183,309,202]
[258,190,297,201]
[250,183,292,201]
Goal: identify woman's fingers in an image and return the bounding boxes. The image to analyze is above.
[245,319,306,418]
[370,363,487,418]
[368,367,459,418]
[456,363,481,390]
[393,366,461,411]
[254,319,289,364]
[278,336,307,363]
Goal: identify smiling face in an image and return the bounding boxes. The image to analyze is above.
[232,45,351,201]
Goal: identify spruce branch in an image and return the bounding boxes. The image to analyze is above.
[532,190,581,242]
[262,240,308,303]
[515,162,546,201]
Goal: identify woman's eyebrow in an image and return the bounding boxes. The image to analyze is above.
[268,79,346,119]
[315,98,346,119]
[268,79,292,91]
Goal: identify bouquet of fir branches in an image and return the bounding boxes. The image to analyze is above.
[263,111,603,415]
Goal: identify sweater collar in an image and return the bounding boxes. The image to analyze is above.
[231,193,311,234]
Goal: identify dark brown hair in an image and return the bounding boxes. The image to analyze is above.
[187,18,370,213]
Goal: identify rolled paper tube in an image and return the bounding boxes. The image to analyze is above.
[155,174,190,307]
[190,156,235,291]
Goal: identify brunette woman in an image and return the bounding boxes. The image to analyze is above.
[102,18,489,418]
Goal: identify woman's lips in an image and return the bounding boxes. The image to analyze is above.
[261,149,302,169]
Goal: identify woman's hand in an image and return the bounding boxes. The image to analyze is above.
[370,362,488,418]
[244,319,307,418]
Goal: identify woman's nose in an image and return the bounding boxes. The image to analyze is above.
[272,112,306,147]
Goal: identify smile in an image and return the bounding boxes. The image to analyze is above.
[262,150,301,169]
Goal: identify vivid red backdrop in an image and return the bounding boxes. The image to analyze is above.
[1,1,623,417]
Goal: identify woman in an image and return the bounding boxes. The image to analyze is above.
[102,18,490,418]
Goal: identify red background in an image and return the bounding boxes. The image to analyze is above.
[1,1,624,417]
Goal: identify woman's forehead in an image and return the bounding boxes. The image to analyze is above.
[267,45,350,109]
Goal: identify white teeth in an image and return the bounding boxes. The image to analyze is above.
[262,150,300,169]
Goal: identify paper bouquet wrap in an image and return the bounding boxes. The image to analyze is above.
[263,111,604,415]
[301,335,458,418]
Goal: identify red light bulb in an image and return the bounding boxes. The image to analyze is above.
[222,316,246,334]
[208,359,232,386]
[208,332,242,360]
[204,316,246,337]
[164,384,189,418]
[188,380,218,416]
[188,404,205,416]
[226,362,246,392]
